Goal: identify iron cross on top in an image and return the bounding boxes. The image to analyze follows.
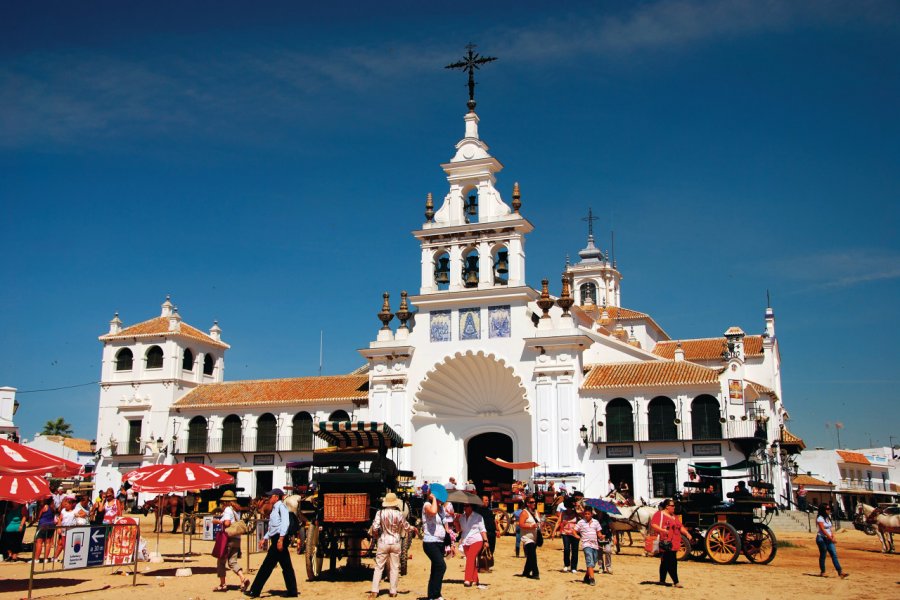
[445,43,498,111]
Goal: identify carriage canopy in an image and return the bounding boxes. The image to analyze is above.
[314,421,404,449]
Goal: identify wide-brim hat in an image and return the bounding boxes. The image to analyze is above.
[220,491,237,502]
[382,492,402,509]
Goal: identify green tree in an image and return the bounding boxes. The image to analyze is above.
[41,418,73,438]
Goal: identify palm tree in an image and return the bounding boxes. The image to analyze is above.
[41,418,73,438]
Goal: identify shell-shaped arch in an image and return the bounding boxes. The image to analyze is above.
[414,350,529,418]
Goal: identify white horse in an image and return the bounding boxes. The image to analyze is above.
[857,504,899,553]
[609,504,657,553]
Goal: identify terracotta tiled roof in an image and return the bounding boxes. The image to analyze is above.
[780,427,805,451]
[793,475,832,487]
[100,316,229,349]
[581,361,721,390]
[62,438,95,453]
[575,305,671,339]
[746,380,777,398]
[172,375,369,409]
[652,336,764,360]
[836,450,870,465]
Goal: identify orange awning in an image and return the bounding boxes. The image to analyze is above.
[486,457,540,470]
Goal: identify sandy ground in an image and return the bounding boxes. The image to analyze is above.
[0,520,898,600]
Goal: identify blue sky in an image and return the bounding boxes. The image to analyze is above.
[1,1,898,450]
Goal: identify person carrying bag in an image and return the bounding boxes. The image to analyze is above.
[649,499,691,588]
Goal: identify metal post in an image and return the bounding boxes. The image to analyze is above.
[133,526,140,588]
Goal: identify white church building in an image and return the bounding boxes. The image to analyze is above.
[93,99,803,504]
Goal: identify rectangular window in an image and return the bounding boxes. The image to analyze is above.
[488,305,511,338]
[651,462,677,498]
[430,310,451,342]
[459,308,481,340]
[127,420,142,455]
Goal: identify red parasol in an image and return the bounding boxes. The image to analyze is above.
[129,462,233,493]
[0,473,52,503]
[486,456,541,470]
[0,437,82,476]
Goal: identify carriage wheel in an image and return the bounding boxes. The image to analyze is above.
[399,534,411,576]
[304,523,323,580]
[675,534,692,561]
[494,510,511,536]
[705,522,741,564]
[743,525,777,564]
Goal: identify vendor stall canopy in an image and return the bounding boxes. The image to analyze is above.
[315,421,404,449]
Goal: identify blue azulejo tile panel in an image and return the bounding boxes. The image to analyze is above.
[459,307,481,340]
[430,310,451,342]
[489,305,511,338]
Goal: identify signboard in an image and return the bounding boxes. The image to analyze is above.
[254,454,275,466]
[606,445,634,458]
[106,517,138,565]
[202,516,223,541]
[693,443,722,457]
[63,526,90,569]
[88,526,107,566]
[185,455,205,464]
[728,379,743,404]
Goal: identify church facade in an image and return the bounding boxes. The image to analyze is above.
[94,101,803,504]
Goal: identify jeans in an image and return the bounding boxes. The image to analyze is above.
[515,526,521,554]
[423,541,447,599]
[561,534,579,570]
[816,536,842,574]
[659,549,678,584]
[583,546,598,569]
[521,542,539,578]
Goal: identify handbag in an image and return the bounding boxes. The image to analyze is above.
[644,534,659,555]
[477,543,494,570]
[211,530,229,558]
[659,539,673,552]
[528,511,544,547]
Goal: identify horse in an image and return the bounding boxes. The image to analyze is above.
[857,503,899,553]
[609,503,657,554]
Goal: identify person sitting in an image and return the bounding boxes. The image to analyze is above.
[728,481,752,499]
[369,446,398,491]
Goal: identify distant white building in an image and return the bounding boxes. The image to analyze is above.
[794,448,898,515]
[94,98,805,506]
[24,435,95,467]
[0,386,20,441]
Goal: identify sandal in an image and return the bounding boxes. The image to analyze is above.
[212,585,228,592]
[241,580,251,592]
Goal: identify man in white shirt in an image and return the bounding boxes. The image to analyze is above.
[446,477,458,490]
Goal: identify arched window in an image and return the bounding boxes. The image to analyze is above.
[203,354,215,376]
[115,348,134,371]
[146,345,164,369]
[187,416,208,453]
[222,415,242,452]
[648,396,677,441]
[580,282,597,305]
[606,398,634,442]
[462,247,479,288]
[257,413,277,451]
[292,412,313,451]
[328,409,350,422]
[182,348,194,371]
[692,395,721,440]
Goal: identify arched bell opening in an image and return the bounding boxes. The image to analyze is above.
[579,281,597,306]
[462,246,480,288]
[433,248,451,291]
[491,243,509,286]
[463,186,480,224]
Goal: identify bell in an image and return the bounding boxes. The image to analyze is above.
[465,192,478,222]
[464,255,479,287]
[495,250,509,274]
[435,257,450,285]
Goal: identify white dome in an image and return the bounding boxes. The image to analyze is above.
[414,350,528,418]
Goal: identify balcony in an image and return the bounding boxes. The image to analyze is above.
[839,478,891,493]
[593,419,769,445]
[174,434,323,455]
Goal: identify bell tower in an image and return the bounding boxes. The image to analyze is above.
[415,110,533,294]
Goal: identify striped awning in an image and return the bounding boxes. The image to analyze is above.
[315,421,404,449]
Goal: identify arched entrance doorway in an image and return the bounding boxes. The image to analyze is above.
[467,432,513,495]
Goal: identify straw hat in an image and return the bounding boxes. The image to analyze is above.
[220,490,237,503]
[382,492,402,509]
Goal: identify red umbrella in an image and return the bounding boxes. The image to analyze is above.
[0,474,52,503]
[129,462,233,493]
[0,438,82,476]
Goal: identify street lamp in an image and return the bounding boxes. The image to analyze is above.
[579,425,588,447]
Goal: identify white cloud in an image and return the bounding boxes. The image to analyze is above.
[774,249,900,291]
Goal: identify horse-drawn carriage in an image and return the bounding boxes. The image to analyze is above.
[303,421,413,580]
[673,464,778,565]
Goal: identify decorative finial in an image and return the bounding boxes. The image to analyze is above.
[445,43,498,112]
[378,292,394,331]
[425,193,435,223]
[396,291,411,329]
[583,207,598,237]
[512,182,521,213]
[557,273,574,316]
[536,279,554,318]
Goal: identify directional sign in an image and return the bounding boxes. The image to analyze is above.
[87,526,106,567]
[63,527,90,569]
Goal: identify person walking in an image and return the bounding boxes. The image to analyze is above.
[572,506,603,585]
[101,488,123,525]
[518,496,540,579]
[213,490,248,593]
[512,505,523,557]
[650,499,691,588]
[457,503,488,588]
[477,495,497,556]
[368,492,416,599]
[1,501,27,561]
[797,485,808,511]
[421,486,448,600]
[816,503,848,578]
[33,498,56,564]
[597,508,613,574]
[246,489,298,598]
[552,497,580,574]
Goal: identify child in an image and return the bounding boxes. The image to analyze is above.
[573,506,604,585]
[597,509,613,574]
[443,501,457,557]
